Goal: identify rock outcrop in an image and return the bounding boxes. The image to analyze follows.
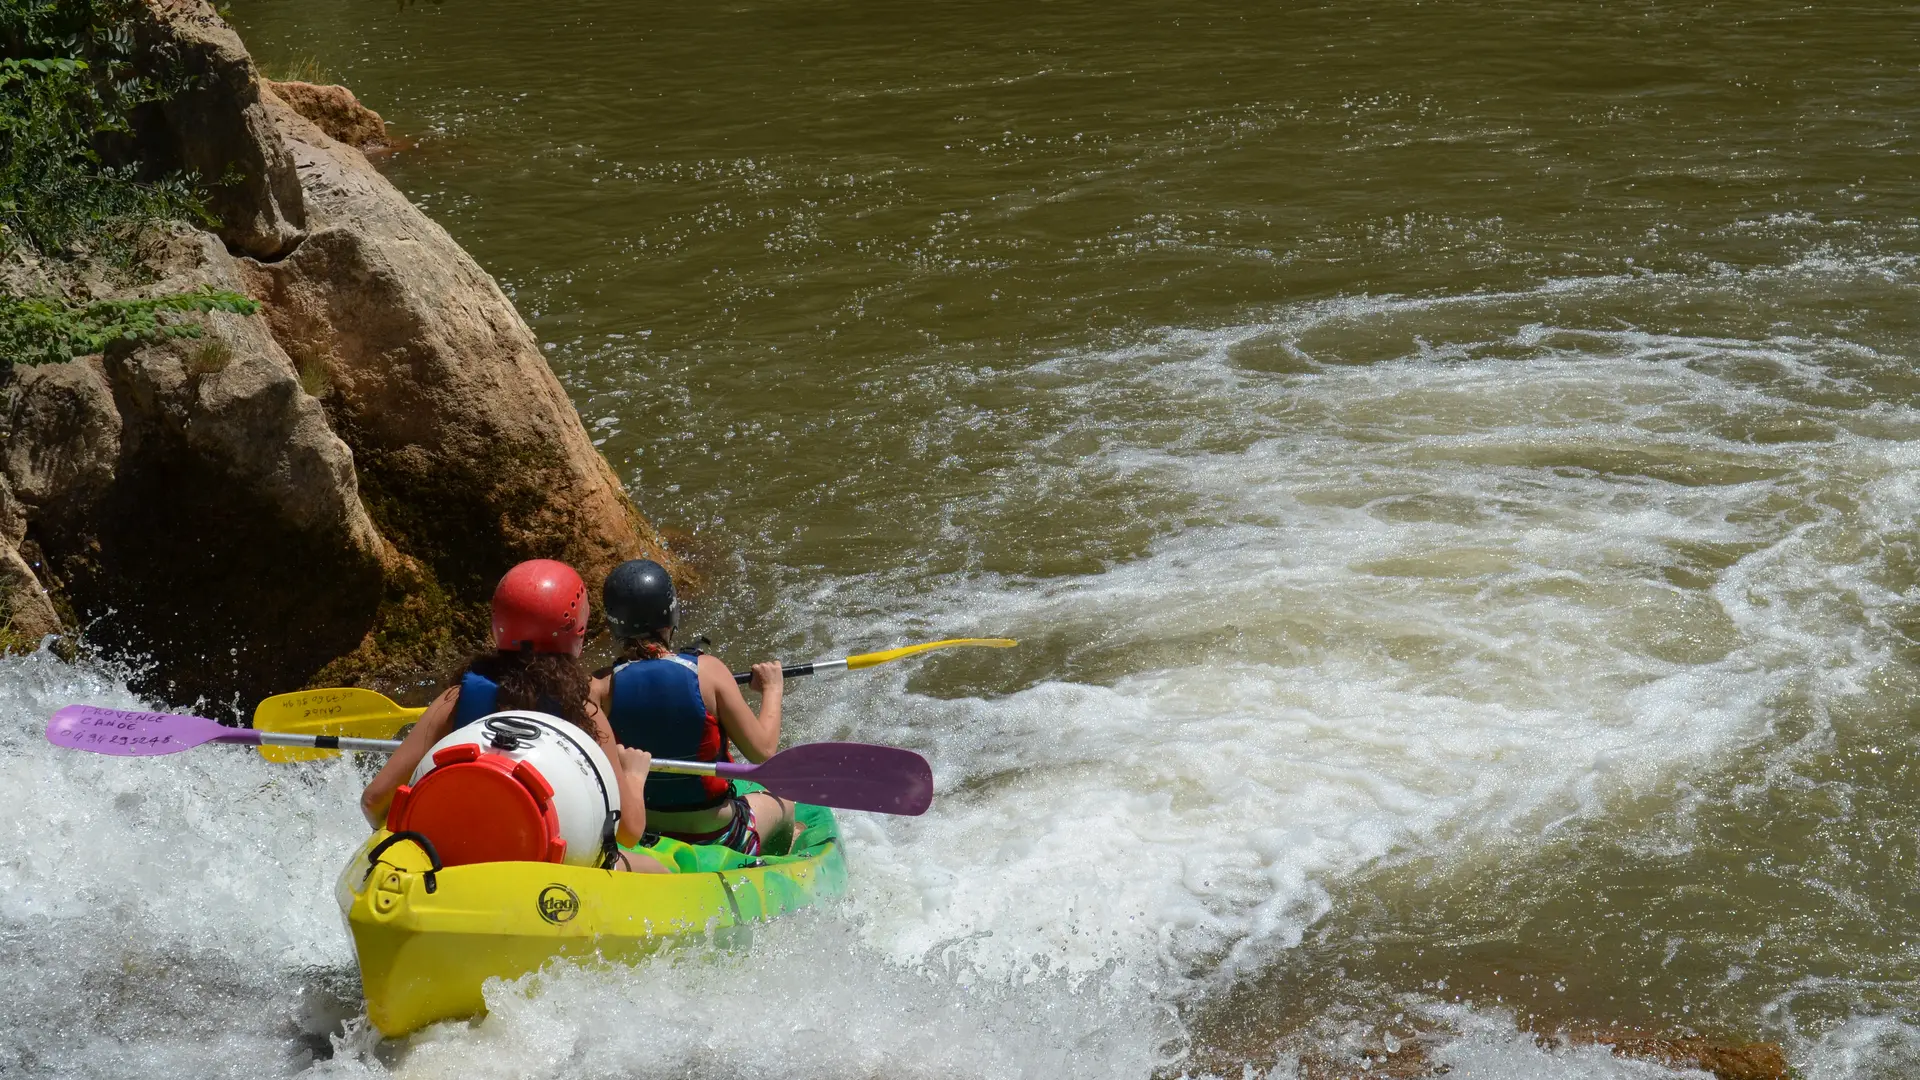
[6,229,390,702]
[262,80,388,150]
[245,86,668,610]
[132,0,307,260]
[1,0,676,704]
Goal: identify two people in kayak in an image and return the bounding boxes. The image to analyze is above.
[359,557,795,867]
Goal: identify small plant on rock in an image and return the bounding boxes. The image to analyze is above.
[0,288,260,379]
[187,336,233,375]
[297,355,332,398]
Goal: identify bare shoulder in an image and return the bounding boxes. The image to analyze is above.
[422,684,460,722]
[696,652,743,700]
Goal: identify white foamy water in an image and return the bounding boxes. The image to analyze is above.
[797,281,1920,996]
[0,650,370,1078]
[1796,1015,1920,1080]
[7,277,1918,1078]
[311,921,1175,1080]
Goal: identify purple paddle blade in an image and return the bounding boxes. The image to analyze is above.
[718,741,934,816]
[46,705,261,756]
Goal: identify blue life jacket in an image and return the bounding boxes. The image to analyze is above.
[608,652,732,811]
[451,669,568,728]
[451,671,500,728]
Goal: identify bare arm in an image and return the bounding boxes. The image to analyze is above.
[586,673,611,736]
[611,744,652,847]
[609,743,667,874]
[360,687,458,828]
[702,654,782,763]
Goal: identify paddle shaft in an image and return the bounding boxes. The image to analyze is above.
[732,659,844,685]
[48,704,933,816]
[233,728,770,780]
[251,730,402,753]
[728,638,1016,684]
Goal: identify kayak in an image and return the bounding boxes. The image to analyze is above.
[337,800,846,1036]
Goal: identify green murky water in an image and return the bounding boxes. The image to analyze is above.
[214,1,1920,1072]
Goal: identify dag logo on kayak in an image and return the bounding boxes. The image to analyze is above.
[538,884,579,924]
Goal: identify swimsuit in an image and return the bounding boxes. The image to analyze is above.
[659,795,761,856]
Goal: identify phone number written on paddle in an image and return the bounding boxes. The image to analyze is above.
[65,730,179,748]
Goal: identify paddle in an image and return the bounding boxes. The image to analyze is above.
[248,636,1017,759]
[732,637,1017,685]
[47,704,934,816]
[251,687,427,763]
[48,704,402,757]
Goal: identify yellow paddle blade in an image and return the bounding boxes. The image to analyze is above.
[844,638,1018,670]
[251,687,424,762]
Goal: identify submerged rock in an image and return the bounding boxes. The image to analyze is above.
[1556,1028,1790,1080]
[2,0,677,703]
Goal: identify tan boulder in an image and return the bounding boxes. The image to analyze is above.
[0,475,63,651]
[1,0,674,700]
[132,0,306,259]
[264,80,388,150]
[0,360,118,653]
[244,90,674,606]
[0,543,62,649]
[3,358,122,514]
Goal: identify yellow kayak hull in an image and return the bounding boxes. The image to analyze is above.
[337,806,846,1037]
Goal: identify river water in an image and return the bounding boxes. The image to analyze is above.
[6,1,1919,1076]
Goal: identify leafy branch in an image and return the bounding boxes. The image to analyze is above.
[0,0,211,261]
[0,288,260,372]
[0,0,254,382]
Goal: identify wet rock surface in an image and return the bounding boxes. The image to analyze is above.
[1559,1029,1790,1080]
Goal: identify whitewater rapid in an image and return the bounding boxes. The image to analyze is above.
[7,273,1920,1077]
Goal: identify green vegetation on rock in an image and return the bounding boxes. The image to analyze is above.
[0,0,206,258]
[0,0,254,372]
[0,288,260,371]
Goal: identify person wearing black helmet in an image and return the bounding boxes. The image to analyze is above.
[587,558,797,856]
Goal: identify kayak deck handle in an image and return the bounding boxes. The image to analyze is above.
[367,830,444,894]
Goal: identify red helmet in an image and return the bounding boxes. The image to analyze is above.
[491,560,589,655]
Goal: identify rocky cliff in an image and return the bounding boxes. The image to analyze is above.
[0,0,678,705]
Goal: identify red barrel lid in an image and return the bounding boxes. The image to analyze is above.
[386,749,566,866]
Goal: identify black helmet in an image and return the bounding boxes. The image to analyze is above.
[603,558,676,640]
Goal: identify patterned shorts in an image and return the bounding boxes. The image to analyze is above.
[661,795,760,856]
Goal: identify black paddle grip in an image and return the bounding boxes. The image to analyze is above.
[732,662,813,685]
